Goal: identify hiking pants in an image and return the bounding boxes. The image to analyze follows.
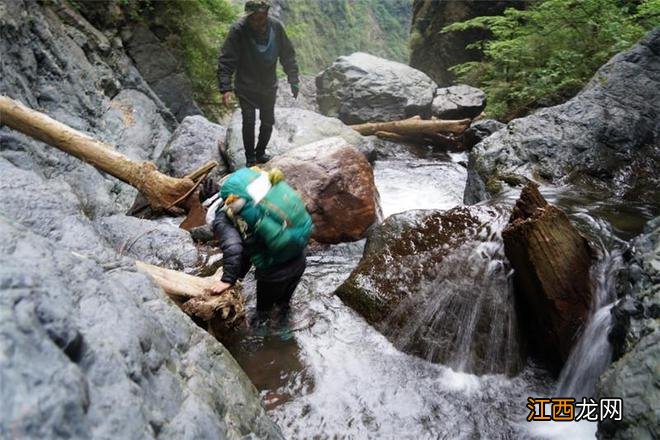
[256,271,303,313]
[237,89,276,161]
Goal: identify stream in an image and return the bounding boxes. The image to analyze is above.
[221,142,650,439]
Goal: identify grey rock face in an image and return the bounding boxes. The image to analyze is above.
[276,75,318,112]
[598,217,660,439]
[316,52,436,124]
[0,1,283,437]
[124,25,203,122]
[158,115,229,179]
[432,84,486,119]
[95,215,200,270]
[100,89,173,162]
[463,119,505,150]
[222,106,370,170]
[335,206,523,375]
[0,217,283,440]
[0,0,175,218]
[464,29,660,206]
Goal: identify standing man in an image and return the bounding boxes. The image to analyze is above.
[218,0,300,167]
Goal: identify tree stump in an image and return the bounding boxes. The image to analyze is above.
[503,183,594,372]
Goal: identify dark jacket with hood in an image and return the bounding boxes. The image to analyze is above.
[217,16,299,95]
[212,206,306,285]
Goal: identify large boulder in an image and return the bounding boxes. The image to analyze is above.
[465,29,660,205]
[222,107,371,170]
[334,206,524,375]
[598,217,660,439]
[432,84,486,119]
[264,137,379,244]
[502,183,594,372]
[158,115,229,179]
[315,52,436,124]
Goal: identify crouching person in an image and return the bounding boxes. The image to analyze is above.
[204,167,312,327]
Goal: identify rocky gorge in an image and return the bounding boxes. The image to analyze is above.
[1,1,658,439]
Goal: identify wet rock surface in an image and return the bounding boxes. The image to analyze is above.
[463,119,505,151]
[432,84,486,120]
[222,106,371,171]
[598,216,660,439]
[335,206,523,375]
[464,29,660,206]
[503,184,594,372]
[0,1,283,437]
[158,115,228,179]
[315,52,436,124]
[265,137,379,244]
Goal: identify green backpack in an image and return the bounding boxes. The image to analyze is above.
[220,167,313,269]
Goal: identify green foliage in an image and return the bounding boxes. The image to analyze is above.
[105,0,237,117]
[283,0,412,74]
[443,0,658,120]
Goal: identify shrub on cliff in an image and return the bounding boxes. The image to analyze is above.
[443,0,658,120]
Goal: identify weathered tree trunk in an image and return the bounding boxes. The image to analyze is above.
[350,116,471,137]
[136,261,245,337]
[0,96,216,211]
[502,183,594,373]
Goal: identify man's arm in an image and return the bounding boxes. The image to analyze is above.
[217,25,240,93]
[212,210,249,285]
[277,21,299,87]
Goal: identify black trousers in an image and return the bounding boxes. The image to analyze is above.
[256,271,303,313]
[237,89,276,161]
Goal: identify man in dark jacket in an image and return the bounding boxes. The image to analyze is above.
[217,0,300,167]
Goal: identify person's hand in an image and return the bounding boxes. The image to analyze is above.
[290,83,299,99]
[222,91,234,108]
[207,280,232,295]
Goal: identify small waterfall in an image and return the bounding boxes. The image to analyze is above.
[556,246,624,398]
[383,207,523,376]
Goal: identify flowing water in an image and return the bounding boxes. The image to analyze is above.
[220,143,652,439]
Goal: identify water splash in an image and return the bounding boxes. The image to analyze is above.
[382,207,523,376]
[556,247,624,398]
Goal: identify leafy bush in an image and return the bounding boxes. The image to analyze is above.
[443,0,658,120]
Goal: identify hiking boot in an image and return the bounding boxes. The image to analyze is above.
[245,157,257,168]
[256,153,272,164]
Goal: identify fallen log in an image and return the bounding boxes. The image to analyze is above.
[136,261,246,337]
[0,95,216,212]
[350,116,471,137]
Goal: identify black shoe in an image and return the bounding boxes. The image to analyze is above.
[256,153,272,164]
[245,157,257,168]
